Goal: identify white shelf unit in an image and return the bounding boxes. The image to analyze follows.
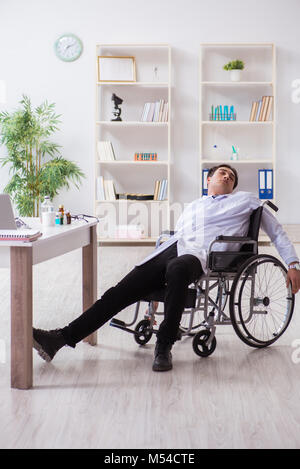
[95,44,171,244]
[199,43,276,200]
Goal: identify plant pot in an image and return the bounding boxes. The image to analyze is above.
[230,69,242,82]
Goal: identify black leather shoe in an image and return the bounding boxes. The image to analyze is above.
[33,328,66,362]
[152,341,173,372]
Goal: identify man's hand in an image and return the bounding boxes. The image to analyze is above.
[286,266,300,294]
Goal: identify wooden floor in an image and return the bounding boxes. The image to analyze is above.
[1,242,300,449]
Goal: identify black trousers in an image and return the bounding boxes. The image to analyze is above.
[61,242,203,347]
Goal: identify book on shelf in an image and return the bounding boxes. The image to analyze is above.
[264,96,273,121]
[147,103,156,122]
[255,100,262,121]
[104,179,117,200]
[154,180,160,200]
[141,100,168,122]
[141,103,150,121]
[154,179,168,201]
[161,102,168,122]
[96,176,105,201]
[258,96,267,121]
[97,141,116,161]
[258,169,273,199]
[202,169,209,196]
[96,177,117,201]
[249,96,273,122]
[0,229,42,242]
[249,102,258,121]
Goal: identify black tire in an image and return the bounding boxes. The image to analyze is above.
[229,254,295,348]
[134,319,153,345]
[192,329,217,357]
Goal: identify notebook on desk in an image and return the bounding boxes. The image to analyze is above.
[0,229,42,241]
[0,194,41,241]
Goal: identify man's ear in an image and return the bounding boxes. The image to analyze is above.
[207,177,211,185]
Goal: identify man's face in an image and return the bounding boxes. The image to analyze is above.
[207,167,236,195]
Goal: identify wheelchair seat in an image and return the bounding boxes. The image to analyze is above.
[142,287,197,308]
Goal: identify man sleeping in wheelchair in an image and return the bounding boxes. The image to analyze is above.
[33,164,300,372]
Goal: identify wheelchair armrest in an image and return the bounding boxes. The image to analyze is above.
[208,237,257,256]
[216,236,252,242]
[155,230,177,248]
[161,230,176,236]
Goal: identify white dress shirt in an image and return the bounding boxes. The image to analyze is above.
[136,191,299,272]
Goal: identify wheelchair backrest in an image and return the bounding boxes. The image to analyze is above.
[240,206,263,253]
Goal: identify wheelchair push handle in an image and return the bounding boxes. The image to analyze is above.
[263,200,278,212]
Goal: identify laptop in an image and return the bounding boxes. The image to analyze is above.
[0,194,17,229]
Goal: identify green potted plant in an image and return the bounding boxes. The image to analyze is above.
[0,95,85,217]
[223,59,245,82]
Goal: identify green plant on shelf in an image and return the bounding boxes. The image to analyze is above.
[223,60,245,71]
[0,95,85,217]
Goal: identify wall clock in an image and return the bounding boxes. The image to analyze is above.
[54,34,83,62]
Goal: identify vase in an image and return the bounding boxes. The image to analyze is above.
[230,69,242,82]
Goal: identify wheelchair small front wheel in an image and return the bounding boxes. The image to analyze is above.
[192,329,217,357]
[134,319,153,345]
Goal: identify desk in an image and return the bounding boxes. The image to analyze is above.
[0,218,98,389]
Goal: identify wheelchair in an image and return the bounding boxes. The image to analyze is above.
[110,200,295,357]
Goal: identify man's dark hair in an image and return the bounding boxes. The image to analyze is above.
[207,164,238,189]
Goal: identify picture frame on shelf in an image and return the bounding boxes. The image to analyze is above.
[97,56,136,82]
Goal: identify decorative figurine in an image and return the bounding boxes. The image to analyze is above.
[111,93,123,121]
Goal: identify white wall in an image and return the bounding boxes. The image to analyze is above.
[0,0,300,223]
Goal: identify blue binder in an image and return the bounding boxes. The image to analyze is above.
[202,169,209,196]
[258,169,273,199]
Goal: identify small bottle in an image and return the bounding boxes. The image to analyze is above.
[41,196,54,226]
[41,196,54,215]
[55,212,61,226]
[58,205,64,224]
[231,145,239,161]
[65,210,71,225]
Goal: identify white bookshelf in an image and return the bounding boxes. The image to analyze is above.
[199,43,276,200]
[95,43,171,244]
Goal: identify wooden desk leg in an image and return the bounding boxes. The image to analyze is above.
[82,225,98,345]
[10,247,33,389]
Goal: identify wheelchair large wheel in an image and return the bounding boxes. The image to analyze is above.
[229,254,295,348]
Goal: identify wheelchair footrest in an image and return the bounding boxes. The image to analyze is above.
[110,318,136,335]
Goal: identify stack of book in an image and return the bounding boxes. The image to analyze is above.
[134,153,157,161]
[154,179,168,201]
[96,177,168,202]
[141,100,168,122]
[96,177,117,201]
[117,193,153,200]
[249,96,273,122]
[114,225,144,239]
[97,141,116,161]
